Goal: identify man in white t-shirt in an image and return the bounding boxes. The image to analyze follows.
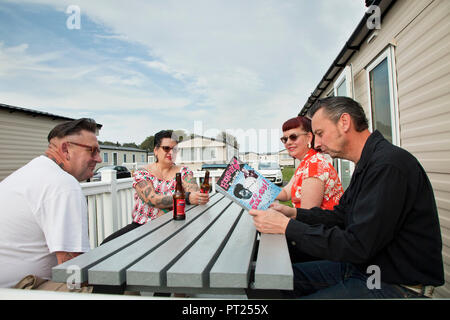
[0,118,102,288]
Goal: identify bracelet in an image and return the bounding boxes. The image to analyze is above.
[185,192,191,205]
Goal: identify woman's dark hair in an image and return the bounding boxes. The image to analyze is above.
[282,116,315,148]
[154,130,179,163]
[154,130,178,148]
[307,96,369,132]
[47,118,97,142]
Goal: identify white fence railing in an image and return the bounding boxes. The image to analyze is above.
[81,170,134,248]
[81,170,221,248]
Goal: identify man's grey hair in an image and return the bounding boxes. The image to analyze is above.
[307,96,369,132]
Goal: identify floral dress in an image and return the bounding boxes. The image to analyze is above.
[291,149,344,210]
[131,166,192,225]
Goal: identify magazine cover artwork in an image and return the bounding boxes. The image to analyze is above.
[216,157,281,211]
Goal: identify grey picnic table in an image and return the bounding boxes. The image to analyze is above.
[52,193,293,296]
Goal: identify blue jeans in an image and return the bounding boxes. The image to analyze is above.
[290,260,426,299]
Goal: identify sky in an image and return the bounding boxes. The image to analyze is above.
[0,0,367,153]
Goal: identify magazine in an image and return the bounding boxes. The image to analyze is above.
[216,157,282,211]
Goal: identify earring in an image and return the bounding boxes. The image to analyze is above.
[307,142,311,148]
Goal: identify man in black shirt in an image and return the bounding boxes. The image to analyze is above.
[249,96,444,298]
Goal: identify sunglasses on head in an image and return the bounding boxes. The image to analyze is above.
[160,145,178,153]
[280,132,309,144]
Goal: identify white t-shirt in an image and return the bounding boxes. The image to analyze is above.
[0,156,90,288]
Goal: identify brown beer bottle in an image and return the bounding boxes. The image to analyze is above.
[173,172,186,220]
[200,170,210,194]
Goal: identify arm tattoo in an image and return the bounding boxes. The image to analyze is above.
[143,186,152,199]
[57,252,79,264]
[183,173,199,192]
[135,179,173,208]
[136,180,147,188]
[157,196,173,207]
[135,180,155,206]
[62,252,76,261]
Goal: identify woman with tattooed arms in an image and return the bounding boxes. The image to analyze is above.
[100,130,209,244]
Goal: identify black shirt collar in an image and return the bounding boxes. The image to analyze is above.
[354,130,384,174]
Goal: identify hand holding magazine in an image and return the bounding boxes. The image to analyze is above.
[216,157,281,211]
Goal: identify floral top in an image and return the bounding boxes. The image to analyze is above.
[132,166,192,225]
[291,149,344,210]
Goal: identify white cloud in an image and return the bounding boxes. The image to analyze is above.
[1,0,367,151]
[0,41,190,113]
[0,42,64,75]
[143,60,170,74]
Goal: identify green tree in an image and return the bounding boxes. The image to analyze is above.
[122,142,139,149]
[100,140,117,146]
[140,136,155,152]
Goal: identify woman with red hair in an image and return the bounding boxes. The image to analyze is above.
[275,116,343,217]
